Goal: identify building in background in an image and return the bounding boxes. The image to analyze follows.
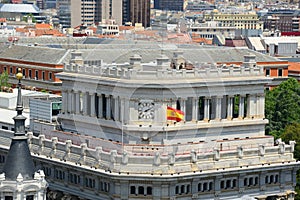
[0,45,68,95]
[123,0,150,28]
[204,11,264,37]
[154,0,184,11]
[57,0,122,29]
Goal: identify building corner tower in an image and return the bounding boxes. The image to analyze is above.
[0,68,48,200]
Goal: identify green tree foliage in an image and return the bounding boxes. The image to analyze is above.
[281,123,300,200]
[0,71,10,91]
[265,78,300,139]
[281,123,300,159]
[265,79,300,199]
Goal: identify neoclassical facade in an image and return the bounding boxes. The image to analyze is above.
[0,50,299,200]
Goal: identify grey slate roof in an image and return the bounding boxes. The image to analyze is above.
[0,38,279,66]
[0,3,40,13]
[2,138,35,180]
[0,45,69,64]
[79,45,279,64]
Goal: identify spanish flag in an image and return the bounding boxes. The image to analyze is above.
[167,106,184,122]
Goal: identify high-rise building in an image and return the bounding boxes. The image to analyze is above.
[57,0,122,28]
[123,0,150,27]
[154,0,184,11]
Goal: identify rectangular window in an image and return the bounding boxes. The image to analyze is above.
[29,69,32,78]
[2,126,8,130]
[49,72,52,80]
[278,68,283,76]
[4,66,6,72]
[23,69,26,78]
[35,70,38,80]
[9,67,12,75]
[42,71,45,80]
[265,69,270,76]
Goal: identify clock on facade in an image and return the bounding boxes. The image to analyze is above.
[138,101,155,119]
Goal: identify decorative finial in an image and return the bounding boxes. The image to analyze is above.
[16,68,23,81]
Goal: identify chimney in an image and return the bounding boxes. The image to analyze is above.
[243,54,256,68]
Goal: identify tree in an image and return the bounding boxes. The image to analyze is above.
[265,78,300,139]
[281,123,300,159]
[281,123,300,200]
[0,71,10,91]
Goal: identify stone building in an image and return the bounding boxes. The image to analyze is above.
[0,45,68,95]
[0,45,298,199]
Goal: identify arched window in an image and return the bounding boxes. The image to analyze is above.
[198,183,201,192]
[232,179,237,188]
[255,177,258,185]
[209,182,213,191]
[270,175,274,183]
[275,175,279,183]
[226,180,231,189]
[220,180,225,189]
[175,186,179,194]
[130,186,135,194]
[265,176,269,184]
[147,187,152,195]
[181,185,185,194]
[244,178,248,186]
[186,185,190,194]
[203,182,208,191]
[138,186,144,195]
[249,177,253,186]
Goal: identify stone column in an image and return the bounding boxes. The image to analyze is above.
[114,96,119,121]
[67,90,72,113]
[75,91,80,114]
[98,94,103,118]
[215,96,222,120]
[257,93,265,118]
[192,97,198,121]
[238,95,245,119]
[259,172,266,191]
[82,92,88,116]
[221,96,227,119]
[120,98,125,122]
[204,97,210,122]
[247,94,256,118]
[239,174,245,190]
[227,96,234,120]
[72,91,76,114]
[106,95,111,119]
[62,90,67,113]
[214,176,221,195]
[211,97,216,120]
[90,93,96,117]
[124,98,129,123]
[180,98,186,121]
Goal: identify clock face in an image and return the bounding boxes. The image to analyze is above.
[138,101,154,120]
